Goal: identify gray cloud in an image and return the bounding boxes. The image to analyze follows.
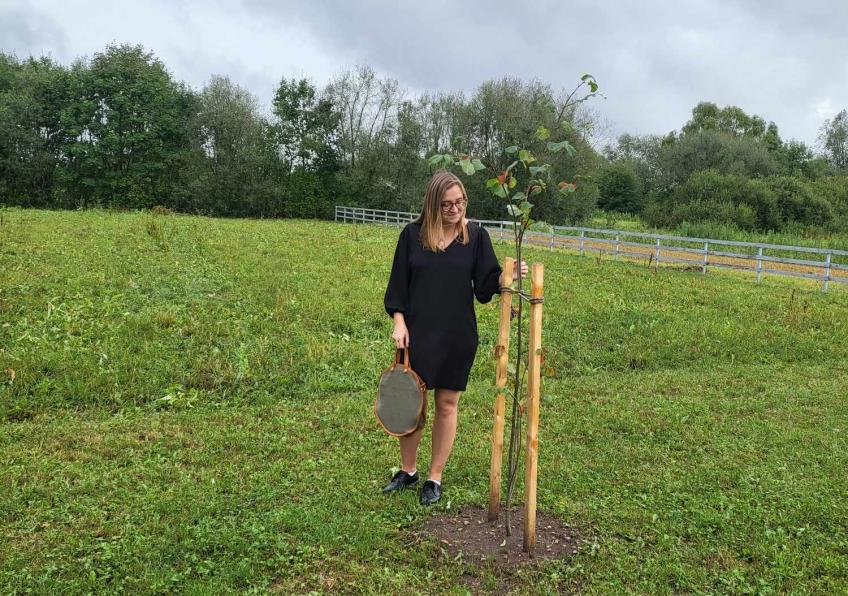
[2,0,846,146]
[244,0,848,145]
[0,6,69,61]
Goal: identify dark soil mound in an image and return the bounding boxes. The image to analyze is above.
[421,505,583,569]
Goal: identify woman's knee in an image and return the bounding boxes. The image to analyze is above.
[435,389,460,416]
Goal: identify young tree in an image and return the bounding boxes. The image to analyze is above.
[430,74,601,535]
[273,77,338,172]
[819,109,848,171]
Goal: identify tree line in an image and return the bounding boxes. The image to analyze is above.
[600,102,848,234]
[2,43,847,234]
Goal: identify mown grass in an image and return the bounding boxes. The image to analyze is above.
[590,209,848,252]
[1,208,847,593]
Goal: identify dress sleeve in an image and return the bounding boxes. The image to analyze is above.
[473,224,503,304]
[384,224,411,317]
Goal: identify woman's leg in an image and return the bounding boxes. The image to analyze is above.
[397,389,429,473]
[428,388,461,482]
[399,426,423,473]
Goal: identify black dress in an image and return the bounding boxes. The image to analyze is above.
[384,221,503,391]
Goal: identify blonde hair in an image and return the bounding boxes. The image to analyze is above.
[414,169,470,252]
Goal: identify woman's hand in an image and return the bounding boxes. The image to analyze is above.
[392,319,410,349]
[513,260,529,280]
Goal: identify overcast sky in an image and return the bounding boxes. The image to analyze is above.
[3,0,846,147]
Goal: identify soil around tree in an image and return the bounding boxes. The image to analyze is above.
[420,505,584,570]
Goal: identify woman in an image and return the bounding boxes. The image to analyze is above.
[382,169,528,505]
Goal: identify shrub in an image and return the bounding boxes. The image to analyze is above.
[766,176,834,228]
[596,161,644,213]
[282,169,333,219]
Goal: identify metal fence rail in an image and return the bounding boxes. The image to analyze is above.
[335,206,848,291]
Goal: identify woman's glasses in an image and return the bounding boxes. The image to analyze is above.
[440,198,467,212]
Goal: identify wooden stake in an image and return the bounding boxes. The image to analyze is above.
[523,262,544,552]
[488,257,515,521]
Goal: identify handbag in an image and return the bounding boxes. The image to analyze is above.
[375,348,428,437]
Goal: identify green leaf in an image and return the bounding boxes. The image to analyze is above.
[512,191,526,202]
[460,158,475,176]
[547,140,576,155]
[581,73,593,82]
[589,81,598,93]
[535,126,550,141]
[486,177,500,189]
[492,184,507,198]
[557,181,577,194]
[427,154,443,166]
[505,145,519,154]
[508,176,517,189]
[506,204,522,217]
[518,149,536,164]
[529,165,550,176]
[471,158,486,172]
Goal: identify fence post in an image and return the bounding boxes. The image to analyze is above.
[756,247,764,283]
[614,234,620,261]
[549,229,555,250]
[579,230,585,256]
[655,238,661,271]
[702,242,708,275]
[824,252,832,292]
[500,221,505,241]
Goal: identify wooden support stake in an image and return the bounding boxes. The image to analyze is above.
[489,257,515,521]
[523,262,544,552]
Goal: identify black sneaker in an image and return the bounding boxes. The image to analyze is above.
[419,480,441,506]
[382,470,419,494]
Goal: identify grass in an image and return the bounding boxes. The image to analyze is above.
[1,207,847,593]
[590,209,848,252]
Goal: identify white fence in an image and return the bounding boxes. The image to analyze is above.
[335,206,848,291]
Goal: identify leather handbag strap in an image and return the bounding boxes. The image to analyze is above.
[392,348,411,371]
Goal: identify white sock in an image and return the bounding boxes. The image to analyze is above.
[403,469,417,476]
[427,478,441,486]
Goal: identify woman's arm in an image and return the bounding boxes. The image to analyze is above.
[473,225,504,303]
[385,226,411,348]
[384,225,410,317]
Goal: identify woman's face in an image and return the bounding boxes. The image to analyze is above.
[440,184,466,226]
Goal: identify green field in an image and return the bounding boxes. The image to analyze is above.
[587,210,848,253]
[1,208,847,594]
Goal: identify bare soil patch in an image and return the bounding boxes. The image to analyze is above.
[421,505,584,570]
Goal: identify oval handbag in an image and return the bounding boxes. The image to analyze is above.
[375,348,428,437]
